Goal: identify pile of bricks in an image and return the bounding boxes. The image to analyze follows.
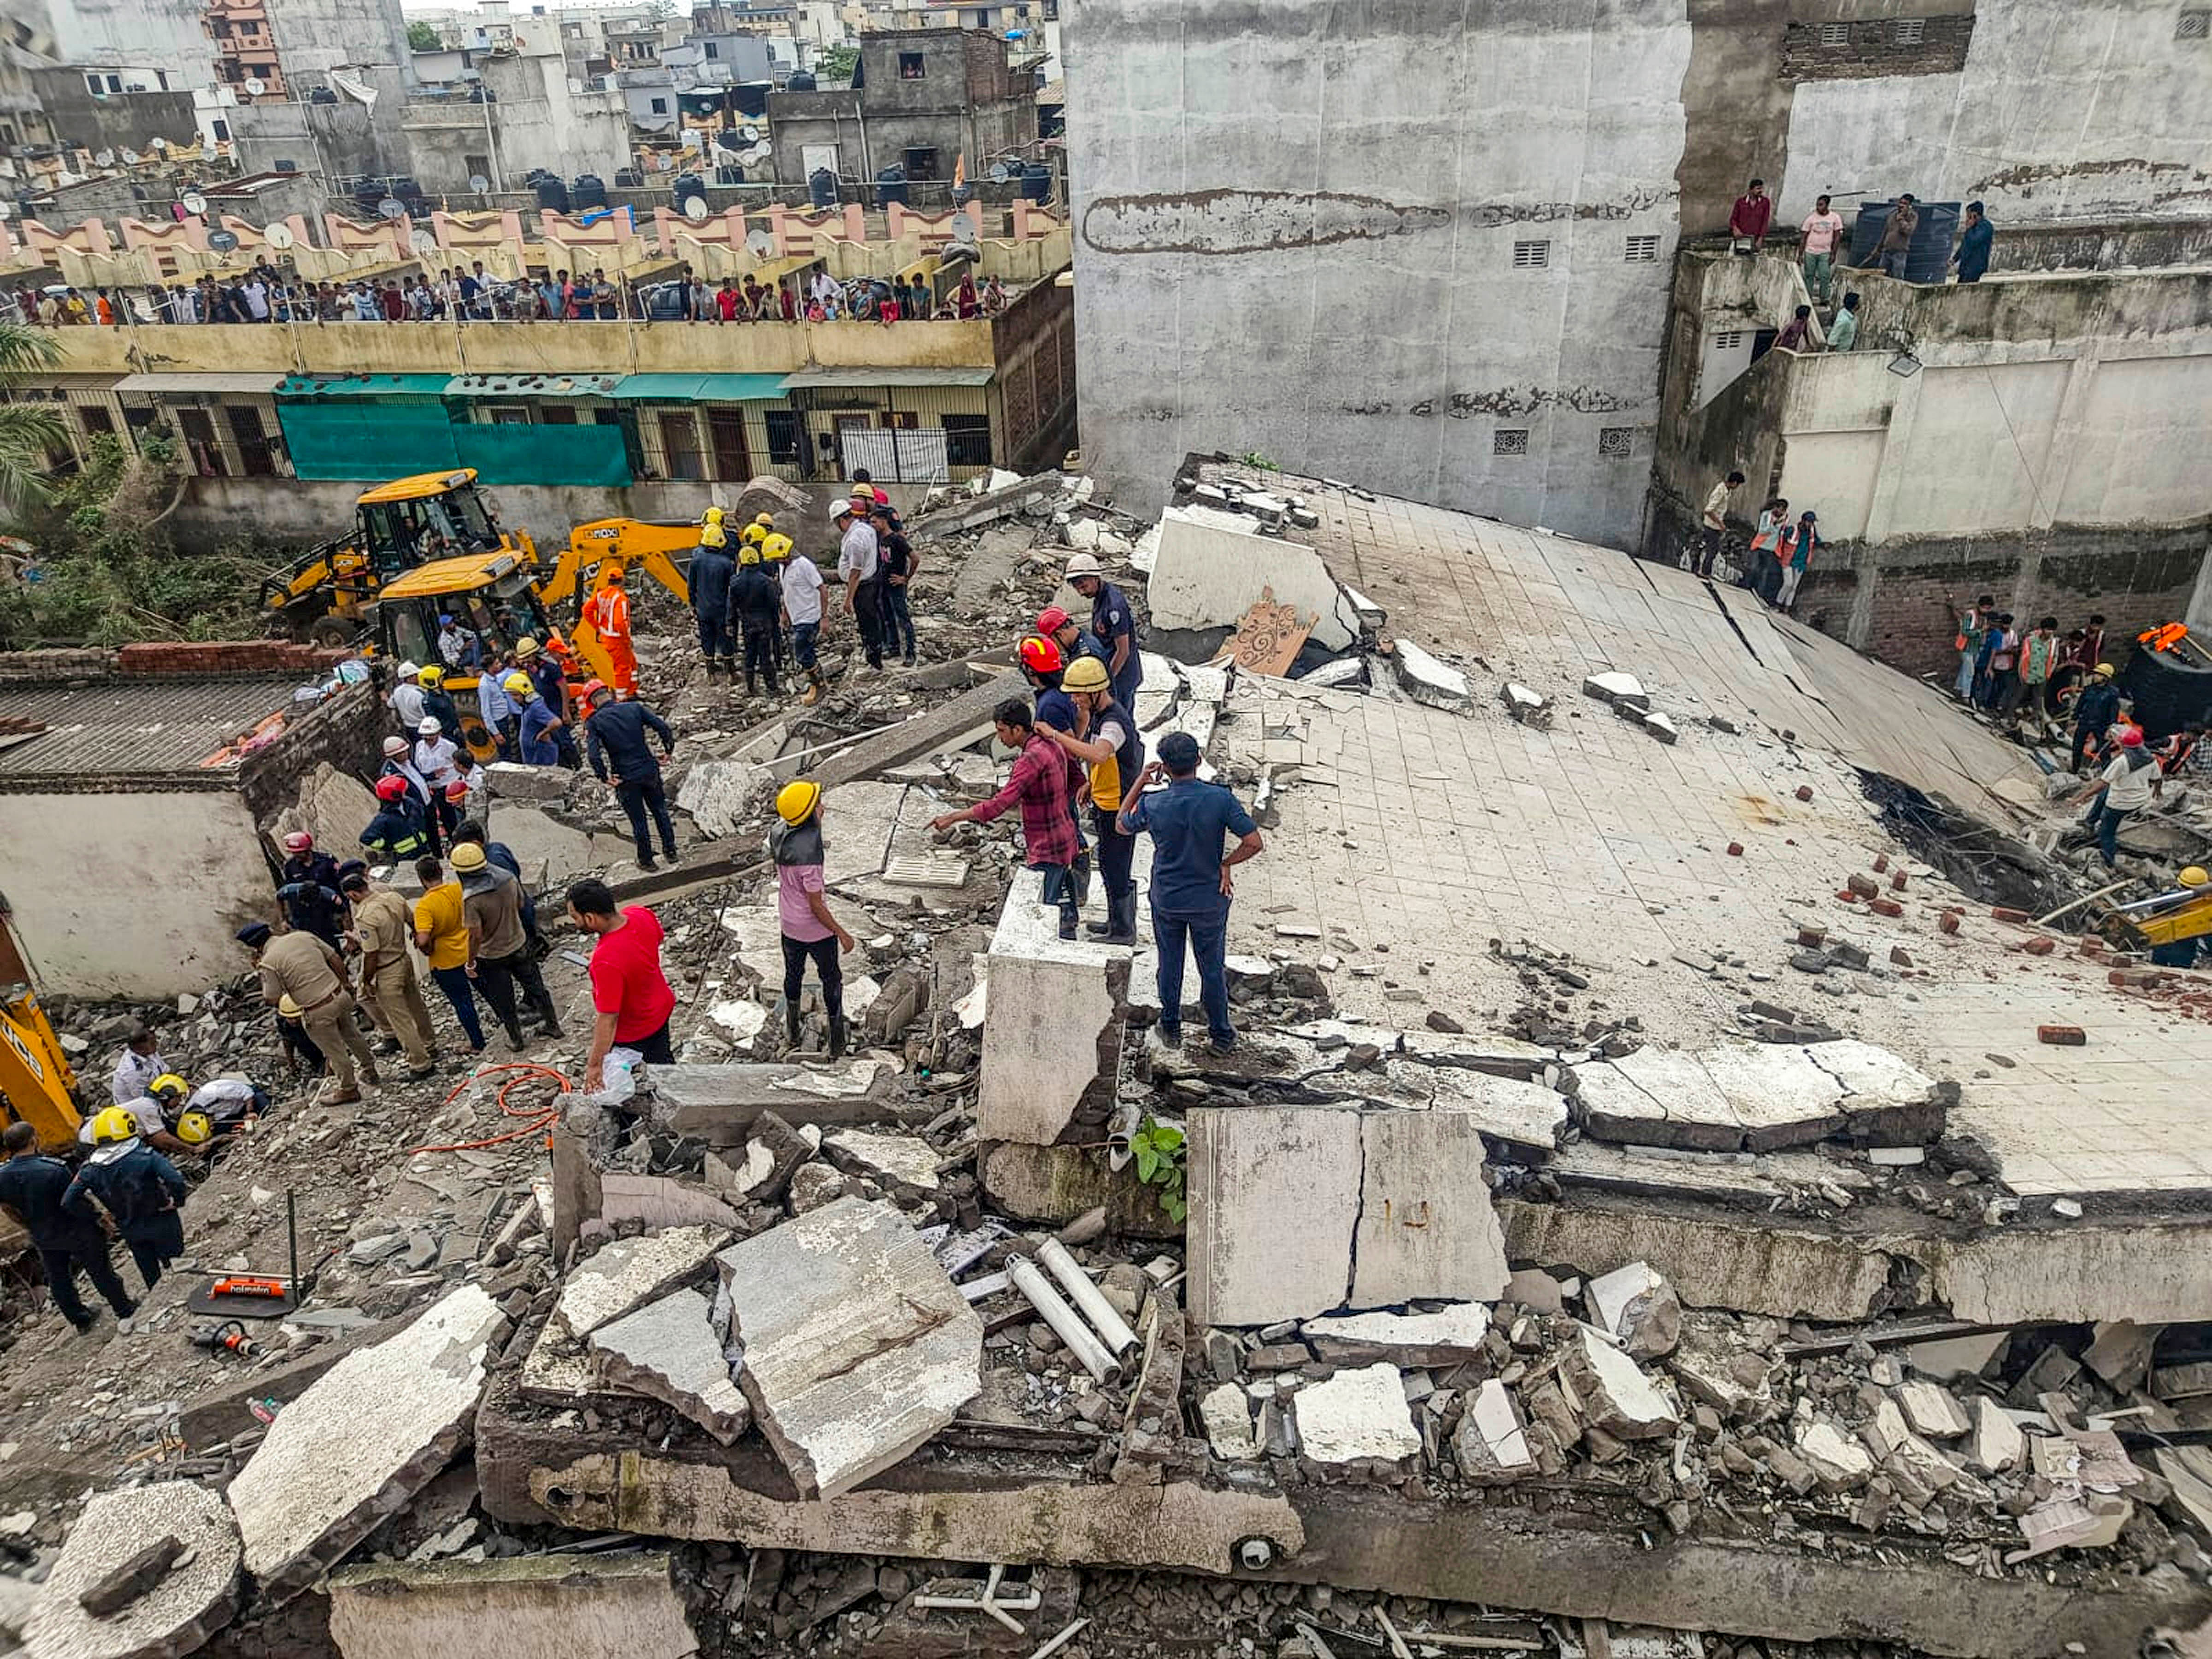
[115,641,349,677]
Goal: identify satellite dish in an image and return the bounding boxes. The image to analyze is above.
[120,147,140,163]
[949,209,977,242]
[207,228,240,252]
[409,226,438,255]
[265,222,295,249]
[740,123,759,142]
[468,173,490,192]
[377,196,406,219]
[682,194,708,222]
[744,226,774,257]
[243,76,265,96]
[94,148,113,167]
[681,129,700,149]
[181,189,206,214]
[151,136,168,152]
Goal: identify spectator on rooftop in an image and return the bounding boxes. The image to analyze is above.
[1729,177,1772,253]
[1953,201,1994,284]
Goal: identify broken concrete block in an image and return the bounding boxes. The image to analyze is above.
[588,1287,752,1447]
[1584,1261,1681,1359]
[1430,1068,1571,1157]
[1562,1330,1678,1441]
[1390,640,1469,707]
[2008,1495,2132,1563]
[704,1140,776,1200]
[2083,1320,2163,1394]
[1452,1378,1535,1480]
[1795,1421,1875,1492]
[1293,1363,1422,1465]
[1199,1383,1261,1460]
[1187,1106,1362,1327]
[25,1482,240,1659]
[1501,682,1552,726]
[1639,710,1679,745]
[1147,505,1357,651]
[787,1161,846,1212]
[1904,1329,2006,1382]
[229,1286,508,1607]
[1582,671,1649,711]
[1863,1398,1968,1494]
[328,1552,698,1659]
[78,1534,188,1618]
[1302,1305,1489,1367]
[977,880,1128,1148]
[485,760,571,804]
[1968,1397,2026,1475]
[1504,1268,1567,1314]
[712,1197,981,1500]
[552,1224,729,1342]
[1697,1043,1843,1153]
[643,1061,898,1147]
[1898,1379,1972,1440]
[822,1128,941,1194]
[1350,1110,1510,1310]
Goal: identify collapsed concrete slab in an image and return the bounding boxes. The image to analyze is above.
[1146,506,1356,653]
[711,1196,982,1499]
[551,1224,729,1341]
[25,1482,241,1659]
[1303,1305,1489,1367]
[1390,641,1469,708]
[1569,1039,1946,1155]
[976,879,1130,1147]
[588,1287,753,1446]
[641,1060,902,1146]
[1188,1106,1507,1326]
[327,1552,697,1659]
[227,1285,507,1608]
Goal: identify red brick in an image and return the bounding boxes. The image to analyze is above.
[1836,890,1862,904]
[2037,1025,2086,1046]
[2020,936,2055,956]
[1868,898,1904,918]
[1794,785,1814,802]
[1726,842,1743,857]
[1937,913,1961,935]
[1889,871,1906,891]
[1991,907,2031,924]
[1797,926,1826,947]
[1872,853,1889,873]
[1846,873,1879,898]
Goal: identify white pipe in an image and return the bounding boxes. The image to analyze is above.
[1008,1256,1118,1384]
[1028,1618,1090,1659]
[1036,1237,1139,1357]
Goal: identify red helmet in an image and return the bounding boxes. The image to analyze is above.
[1018,635,1063,676]
[374,776,410,801]
[580,678,609,701]
[445,780,471,800]
[1036,606,1071,634]
[282,831,313,853]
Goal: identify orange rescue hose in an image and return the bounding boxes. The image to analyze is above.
[403,1060,572,1155]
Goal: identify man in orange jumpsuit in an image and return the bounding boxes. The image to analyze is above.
[580,567,637,697]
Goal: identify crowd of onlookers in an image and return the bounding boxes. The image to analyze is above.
[4,259,1011,330]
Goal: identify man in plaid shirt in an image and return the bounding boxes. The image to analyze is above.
[932,699,1083,938]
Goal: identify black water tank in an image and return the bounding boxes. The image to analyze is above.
[573,173,607,210]
[1021,161,1051,202]
[1846,199,1960,286]
[808,166,836,210]
[2118,644,2212,742]
[875,165,907,207]
[535,174,571,213]
[787,69,816,90]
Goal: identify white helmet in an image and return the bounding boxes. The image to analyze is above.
[1063,552,1103,579]
[395,659,420,679]
[417,718,442,736]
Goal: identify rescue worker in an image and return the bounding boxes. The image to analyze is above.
[341,869,437,1076]
[691,512,737,681]
[389,660,428,731]
[179,1075,272,1134]
[835,497,887,671]
[930,700,1084,939]
[2071,664,2122,774]
[477,651,519,759]
[2072,726,2159,869]
[729,536,784,698]
[583,680,680,871]
[454,841,562,1050]
[2150,866,2211,969]
[437,611,481,670]
[360,775,432,864]
[872,503,919,667]
[508,672,567,766]
[761,529,797,677]
[1036,605,1107,669]
[0,1120,136,1334]
[64,1106,189,1293]
[581,567,638,697]
[1065,552,1144,711]
[412,856,488,1054]
[109,1025,167,1106]
[276,831,346,950]
[414,718,465,842]
[145,1073,237,1154]
[515,637,580,767]
[378,734,440,856]
[770,781,855,1059]
[1019,633,1092,901]
[417,665,461,737]
[1041,654,1146,943]
[76,1078,194,1157]
[237,919,381,1104]
[452,820,540,950]
[273,994,326,1079]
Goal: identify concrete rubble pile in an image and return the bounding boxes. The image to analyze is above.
[11,461,2212,1659]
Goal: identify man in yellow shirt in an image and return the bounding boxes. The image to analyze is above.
[412,855,487,1053]
[1037,654,1145,944]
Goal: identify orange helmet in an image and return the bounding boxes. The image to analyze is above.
[1018,635,1063,676]
[580,678,609,701]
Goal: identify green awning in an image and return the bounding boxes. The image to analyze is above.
[444,372,625,399]
[610,373,790,402]
[275,374,455,399]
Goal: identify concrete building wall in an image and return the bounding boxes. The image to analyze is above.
[36,0,212,85]
[0,786,267,999]
[1068,0,2212,545]
[263,0,415,93]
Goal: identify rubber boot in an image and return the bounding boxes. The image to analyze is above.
[827,1014,847,1061]
[785,1001,804,1053]
[1101,888,1139,945]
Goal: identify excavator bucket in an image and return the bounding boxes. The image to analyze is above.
[0,894,81,1149]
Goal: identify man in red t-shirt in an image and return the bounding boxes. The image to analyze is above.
[1729,178,1772,252]
[566,878,677,1090]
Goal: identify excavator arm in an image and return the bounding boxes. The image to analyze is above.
[0,891,81,1151]
[541,519,697,690]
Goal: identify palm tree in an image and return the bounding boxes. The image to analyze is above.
[0,320,66,517]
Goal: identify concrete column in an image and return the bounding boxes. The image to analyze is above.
[1859,362,1923,547]
[2031,350,2100,533]
[1844,535,1882,650]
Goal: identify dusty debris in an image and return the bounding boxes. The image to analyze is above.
[588,1286,753,1446]
[25,1483,240,1659]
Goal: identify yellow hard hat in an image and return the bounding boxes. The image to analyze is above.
[776,779,821,826]
[753,512,773,528]
[515,636,541,658]
[704,506,726,525]
[418,666,444,686]
[148,1073,188,1102]
[761,532,793,562]
[277,994,302,1018]
[2183,866,2210,888]
[2094,663,2115,677]
[739,524,765,547]
[1061,655,1110,694]
[90,1106,137,1145]
[174,1109,214,1147]
[451,841,488,872]
[502,671,534,696]
[737,543,762,565]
